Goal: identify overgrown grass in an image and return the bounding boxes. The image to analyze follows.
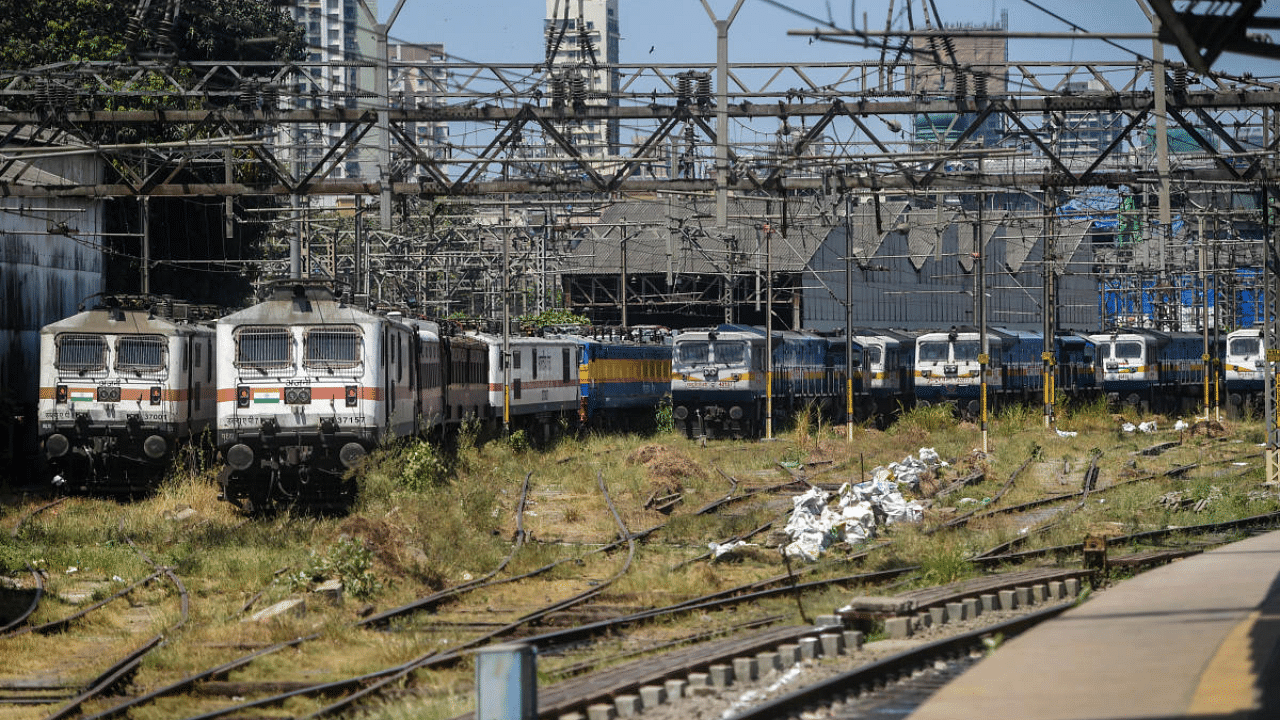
[0,409,1273,719]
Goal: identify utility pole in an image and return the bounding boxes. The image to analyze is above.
[1042,187,1057,429]
[845,193,855,442]
[977,160,989,456]
[765,221,774,441]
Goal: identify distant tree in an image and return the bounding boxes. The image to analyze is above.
[0,0,307,306]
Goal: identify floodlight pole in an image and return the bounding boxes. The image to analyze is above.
[765,222,774,441]
[846,193,855,442]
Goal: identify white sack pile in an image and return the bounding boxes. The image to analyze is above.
[780,449,936,562]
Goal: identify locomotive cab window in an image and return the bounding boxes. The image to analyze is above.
[918,341,949,362]
[712,341,746,365]
[675,342,709,365]
[116,335,167,372]
[304,326,362,370]
[235,326,292,369]
[1115,342,1143,359]
[56,334,108,372]
[1229,337,1260,357]
[953,341,981,362]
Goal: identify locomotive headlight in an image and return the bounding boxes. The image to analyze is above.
[344,385,358,407]
[45,433,70,459]
[339,442,367,469]
[729,405,744,420]
[226,443,255,471]
[97,386,121,402]
[236,385,250,409]
[149,386,162,405]
[673,405,689,420]
[143,435,167,459]
[55,385,68,404]
[284,387,312,405]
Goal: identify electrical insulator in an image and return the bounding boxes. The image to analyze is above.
[570,72,587,105]
[696,73,712,106]
[954,72,968,99]
[677,73,693,103]
[1174,66,1188,92]
[551,75,567,108]
[974,74,988,99]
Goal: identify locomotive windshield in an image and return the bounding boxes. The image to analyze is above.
[304,327,362,369]
[673,340,748,367]
[1229,337,1260,357]
[918,341,948,362]
[116,335,166,372]
[1115,341,1143,359]
[56,334,108,372]
[953,341,981,361]
[235,326,292,369]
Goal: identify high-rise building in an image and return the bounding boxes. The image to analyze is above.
[390,43,450,161]
[910,12,1008,149]
[544,0,620,158]
[287,0,378,182]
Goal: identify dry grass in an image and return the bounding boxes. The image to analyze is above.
[0,404,1274,719]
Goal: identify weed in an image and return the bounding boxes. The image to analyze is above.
[286,536,384,600]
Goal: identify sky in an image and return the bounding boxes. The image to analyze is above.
[375,0,1271,78]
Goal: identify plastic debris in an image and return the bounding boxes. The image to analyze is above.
[1174,419,1189,431]
[708,540,757,560]
[1139,421,1158,433]
[780,449,932,561]
[1055,429,1077,438]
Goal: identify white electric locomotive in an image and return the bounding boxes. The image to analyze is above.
[469,331,581,440]
[1224,327,1265,411]
[215,282,419,510]
[37,297,216,494]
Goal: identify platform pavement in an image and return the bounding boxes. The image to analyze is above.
[908,528,1280,720]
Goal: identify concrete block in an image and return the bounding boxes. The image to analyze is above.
[664,679,686,700]
[1033,584,1049,603]
[558,713,585,720]
[586,704,616,720]
[732,657,757,683]
[1065,578,1081,596]
[981,593,998,612]
[820,632,844,657]
[776,644,800,666]
[999,589,1017,610]
[613,695,641,718]
[799,636,820,659]
[313,578,343,606]
[814,613,843,628]
[946,602,966,622]
[885,616,913,638]
[929,606,948,626]
[1049,580,1066,599]
[639,685,666,709]
[1015,586,1033,607]
[915,612,931,629]
[686,672,709,690]
[756,651,782,674]
[708,664,734,688]
[246,597,305,622]
[963,598,979,618]
[844,630,864,652]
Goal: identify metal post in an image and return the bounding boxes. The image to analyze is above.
[1200,213,1210,416]
[141,196,150,294]
[765,222,773,441]
[977,162,988,455]
[1042,188,1055,428]
[845,193,855,442]
[700,0,745,230]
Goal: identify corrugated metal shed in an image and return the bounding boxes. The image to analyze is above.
[1,136,104,475]
[565,195,838,275]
